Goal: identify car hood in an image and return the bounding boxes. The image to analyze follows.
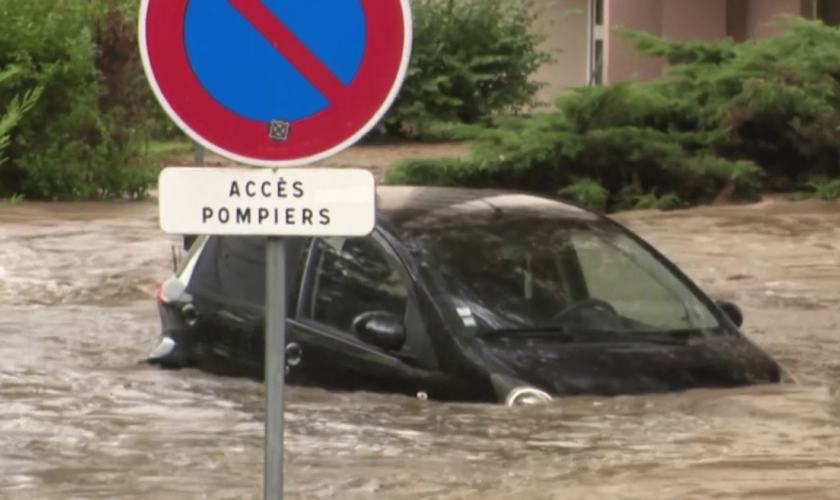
[468,332,784,396]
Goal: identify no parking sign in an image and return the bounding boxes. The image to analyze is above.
[138,1,413,498]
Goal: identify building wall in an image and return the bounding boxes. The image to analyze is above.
[817,0,840,25]
[531,0,590,106]
[601,0,811,84]
[726,0,750,40]
[662,0,728,40]
[745,0,802,38]
[528,0,824,93]
[604,0,664,83]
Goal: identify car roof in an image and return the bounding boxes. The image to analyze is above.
[374,185,600,227]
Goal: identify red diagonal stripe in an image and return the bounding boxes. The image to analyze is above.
[224,0,347,103]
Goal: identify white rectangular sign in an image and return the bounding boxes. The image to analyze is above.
[157,167,376,236]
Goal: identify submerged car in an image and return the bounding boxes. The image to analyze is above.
[147,186,787,405]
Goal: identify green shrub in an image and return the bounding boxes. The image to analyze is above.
[0,0,155,200]
[0,67,42,172]
[805,177,840,200]
[387,17,840,212]
[558,178,609,211]
[632,189,681,210]
[619,17,840,182]
[365,0,554,140]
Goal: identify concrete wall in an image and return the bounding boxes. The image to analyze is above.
[745,0,802,38]
[604,0,664,83]
[602,0,808,84]
[531,0,590,106]
[726,0,750,40]
[528,0,821,92]
[662,0,728,41]
[817,0,840,25]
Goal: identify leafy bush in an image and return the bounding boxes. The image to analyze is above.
[386,17,840,212]
[0,0,155,200]
[620,17,840,183]
[805,177,840,200]
[0,67,41,171]
[368,0,552,140]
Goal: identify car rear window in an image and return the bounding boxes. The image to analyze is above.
[187,236,267,306]
[186,236,309,308]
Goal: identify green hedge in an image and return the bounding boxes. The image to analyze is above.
[0,67,41,170]
[366,0,553,140]
[387,17,840,211]
[0,0,157,200]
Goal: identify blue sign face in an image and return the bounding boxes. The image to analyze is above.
[141,0,412,166]
[184,0,367,122]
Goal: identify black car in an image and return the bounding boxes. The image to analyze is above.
[147,186,788,405]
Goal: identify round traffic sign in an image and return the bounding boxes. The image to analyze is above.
[139,0,412,167]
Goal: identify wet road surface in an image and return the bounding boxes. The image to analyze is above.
[1,195,840,500]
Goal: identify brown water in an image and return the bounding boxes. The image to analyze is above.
[2,195,840,500]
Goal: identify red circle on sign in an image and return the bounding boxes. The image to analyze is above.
[139,0,411,167]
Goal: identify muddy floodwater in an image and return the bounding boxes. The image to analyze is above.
[2,193,840,500]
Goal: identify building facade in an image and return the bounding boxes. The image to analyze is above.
[532,0,840,104]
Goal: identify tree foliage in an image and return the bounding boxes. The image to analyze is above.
[368,0,553,140]
[0,0,156,200]
[0,67,42,170]
[387,17,840,211]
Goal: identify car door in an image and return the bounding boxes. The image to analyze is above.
[286,232,439,396]
[187,236,310,379]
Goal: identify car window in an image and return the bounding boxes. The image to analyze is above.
[187,236,266,305]
[186,236,310,309]
[570,231,718,330]
[307,236,408,332]
[288,238,312,314]
[402,215,719,334]
[421,234,576,326]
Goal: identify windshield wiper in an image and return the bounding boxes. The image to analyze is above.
[478,326,697,346]
[478,326,576,341]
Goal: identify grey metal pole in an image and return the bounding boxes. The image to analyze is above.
[193,141,205,166]
[264,237,286,500]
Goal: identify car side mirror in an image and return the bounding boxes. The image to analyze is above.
[716,300,743,327]
[351,311,406,351]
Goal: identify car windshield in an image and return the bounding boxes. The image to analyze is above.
[400,205,720,336]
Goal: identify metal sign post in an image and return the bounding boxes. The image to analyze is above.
[264,236,286,499]
[193,141,204,167]
[138,0,413,498]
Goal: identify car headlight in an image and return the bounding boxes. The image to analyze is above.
[505,387,553,407]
